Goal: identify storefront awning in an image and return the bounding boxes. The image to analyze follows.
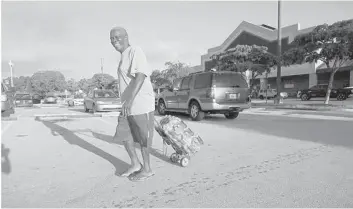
[316,59,353,73]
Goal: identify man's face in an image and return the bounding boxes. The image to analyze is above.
[110,30,126,52]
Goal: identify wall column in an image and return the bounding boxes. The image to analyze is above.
[350,70,353,86]
[309,73,318,88]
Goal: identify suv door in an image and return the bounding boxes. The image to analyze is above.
[176,76,192,109]
[165,78,182,109]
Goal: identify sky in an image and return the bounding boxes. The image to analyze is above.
[1,1,353,80]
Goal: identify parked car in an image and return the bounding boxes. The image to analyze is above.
[344,86,353,97]
[67,95,84,107]
[297,84,352,101]
[258,89,288,99]
[1,82,15,114]
[44,93,57,104]
[83,89,122,113]
[14,93,33,107]
[32,94,42,104]
[156,71,251,121]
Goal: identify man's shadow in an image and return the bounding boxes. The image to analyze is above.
[1,144,11,174]
[90,131,171,164]
[38,118,130,176]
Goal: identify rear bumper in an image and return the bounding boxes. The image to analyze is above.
[96,104,122,111]
[202,102,251,112]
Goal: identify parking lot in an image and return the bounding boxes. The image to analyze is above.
[2,105,353,207]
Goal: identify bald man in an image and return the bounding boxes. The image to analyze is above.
[110,27,155,181]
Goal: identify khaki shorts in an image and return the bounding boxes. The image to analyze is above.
[113,111,154,147]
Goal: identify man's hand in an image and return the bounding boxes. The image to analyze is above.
[122,99,132,117]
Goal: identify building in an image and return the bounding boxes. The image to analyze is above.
[200,21,353,95]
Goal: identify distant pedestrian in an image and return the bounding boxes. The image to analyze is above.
[110,27,155,182]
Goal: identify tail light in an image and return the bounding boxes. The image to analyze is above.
[206,88,215,99]
[1,95,8,102]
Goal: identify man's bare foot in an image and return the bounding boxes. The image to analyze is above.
[119,164,142,177]
[129,170,155,182]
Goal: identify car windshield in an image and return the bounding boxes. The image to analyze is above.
[214,73,248,88]
[94,91,117,98]
[15,94,31,99]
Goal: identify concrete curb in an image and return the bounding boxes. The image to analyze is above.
[1,116,18,121]
[251,103,353,111]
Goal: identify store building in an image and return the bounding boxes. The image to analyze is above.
[200,21,353,95]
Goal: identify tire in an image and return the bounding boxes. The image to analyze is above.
[158,100,167,115]
[224,112,239,119]
[337,93,347,101]
[189,101,205,121]
[84,103,89,112]
[259,95,264,100]
[68,100,74,107]
[301,93,309,101]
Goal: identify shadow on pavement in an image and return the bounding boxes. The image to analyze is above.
[39,118,130,176]
[90,131,171,164]
[163,112,353,149]
[1,144,11,174]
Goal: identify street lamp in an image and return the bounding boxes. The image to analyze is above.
[275,0,282,104]
[8,60,14,87]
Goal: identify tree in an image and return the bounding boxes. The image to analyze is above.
[90,73,115,89]
[5,76,31,92]
[150,70,170,87]
[163,61,191,85]
[30,71,67,95]
[212,45,277,88]
[66,78,79,93]
[77,78,91,94]
[282,19,353,104]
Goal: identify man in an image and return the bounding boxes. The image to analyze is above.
[110,27,155,182]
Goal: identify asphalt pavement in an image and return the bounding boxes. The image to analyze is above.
[1,106,353,207]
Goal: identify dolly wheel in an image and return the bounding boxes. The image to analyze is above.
[180,157,189,167]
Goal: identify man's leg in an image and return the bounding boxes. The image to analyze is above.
[114,115,142,177]
[128,111,155,181]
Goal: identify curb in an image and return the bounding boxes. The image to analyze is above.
[251,103,353,111]
[1,116,18,121]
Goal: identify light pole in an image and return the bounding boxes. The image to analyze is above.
[100,58,104,89]
[275,0,282,104]
[8,60,14,87]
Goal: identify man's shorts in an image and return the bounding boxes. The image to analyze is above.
[114,111,154,147]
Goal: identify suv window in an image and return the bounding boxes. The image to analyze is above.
[180,77,192,90]
[194,73,212,89]
[214,73,248,88]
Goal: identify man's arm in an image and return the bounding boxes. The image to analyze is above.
[127,72,146,104]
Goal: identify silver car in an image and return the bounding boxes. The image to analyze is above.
[84,89,122,113]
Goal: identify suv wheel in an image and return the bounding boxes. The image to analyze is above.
[301,93,309,101]
[189,101,205,121]
[158,100,167,115]
[259,95,264,100]
[224,112,239,119]
[337,93,347,101]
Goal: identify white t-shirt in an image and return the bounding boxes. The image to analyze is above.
[117,45,155,116]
